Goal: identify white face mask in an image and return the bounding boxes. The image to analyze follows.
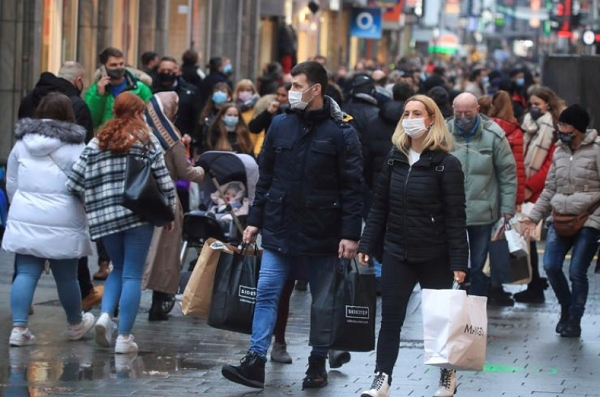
[402,118,428,139]
[288,85,316,110]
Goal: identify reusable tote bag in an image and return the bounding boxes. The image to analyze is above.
[207,244,261,334]
[310,258,377,352]
[181,238,235,317]
[422,287,488,371]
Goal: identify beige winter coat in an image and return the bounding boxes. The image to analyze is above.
[143,141,204,294]
[529,129,600,230]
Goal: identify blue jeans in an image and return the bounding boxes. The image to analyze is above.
[467,223,494,297]
[249,249,335,359]
[101,224,154,334]
[11,254,81,326]
[543,225,600,318]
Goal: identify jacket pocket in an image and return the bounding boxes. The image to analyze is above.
[309,141,337,188]
[263,189,285,232]
[304,194,341,236]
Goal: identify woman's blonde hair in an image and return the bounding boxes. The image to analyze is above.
[233,79,257,98]
[391,94,453,156]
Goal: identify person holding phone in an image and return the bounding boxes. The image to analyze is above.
[85,47,153,129]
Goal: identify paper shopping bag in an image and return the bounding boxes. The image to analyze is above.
[207,244,261,334]
[310,259,376,352]
[181,238,234,317]
[422,288,487,371]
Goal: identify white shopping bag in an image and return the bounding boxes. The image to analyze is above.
[422,288,488,371]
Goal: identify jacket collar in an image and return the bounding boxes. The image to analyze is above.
[391,147,446,166]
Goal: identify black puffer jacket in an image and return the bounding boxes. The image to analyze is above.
[363,100,404,189]
[18,72,94,143]
[342,94,380,141]
[247,97,363,255]
[359,147,468,270]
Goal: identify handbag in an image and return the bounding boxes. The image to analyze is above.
[207,244,261,334]
[422,285,488,371]
[120,148,174,227]
[552,201,600,237]
[181,238,232,317]
[309,258,376,352]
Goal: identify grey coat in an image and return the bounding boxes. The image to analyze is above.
[529,129,600,230]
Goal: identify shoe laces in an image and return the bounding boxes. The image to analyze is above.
[440,368,453,389]
[372,372,387,390]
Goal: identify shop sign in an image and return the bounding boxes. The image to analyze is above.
[350,7,383,39]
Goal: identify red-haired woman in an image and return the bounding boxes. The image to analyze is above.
[67,92,176,354]
[205,103,254,155]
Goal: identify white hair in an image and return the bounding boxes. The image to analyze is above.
[57,61,84,83]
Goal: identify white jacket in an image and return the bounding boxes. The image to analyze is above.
[2,118,92,259]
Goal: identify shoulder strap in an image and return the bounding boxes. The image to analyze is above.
[49,153,70,177]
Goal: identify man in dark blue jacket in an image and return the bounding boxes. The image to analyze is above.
[222,61,363,390]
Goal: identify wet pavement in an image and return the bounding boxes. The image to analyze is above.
[0,246,599,396]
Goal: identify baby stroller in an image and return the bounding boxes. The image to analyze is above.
[160,151,259,315]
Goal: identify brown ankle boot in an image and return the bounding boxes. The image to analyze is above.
[93,261,110,280]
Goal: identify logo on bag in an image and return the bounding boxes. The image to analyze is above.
[346,305,370,323]
[238,286,257,304]
[463,324,485,337]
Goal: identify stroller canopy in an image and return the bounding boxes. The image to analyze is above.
[196,151,259,203]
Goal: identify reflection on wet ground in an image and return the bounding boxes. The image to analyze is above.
[0,345,225,396]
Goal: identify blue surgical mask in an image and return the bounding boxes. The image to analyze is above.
[212,91,228,105]
[223,115,239,128]
[223,64,233,75]
[516,77,525,87]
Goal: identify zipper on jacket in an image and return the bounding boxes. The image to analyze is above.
[430,214,438,235]
[403,165,412,261]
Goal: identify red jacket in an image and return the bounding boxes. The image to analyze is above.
[494,118,526,205]
[525,145,556,203]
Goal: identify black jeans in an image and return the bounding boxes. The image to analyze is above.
[376,252,453,376]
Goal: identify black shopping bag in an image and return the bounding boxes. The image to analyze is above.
[489,239,530,284]
[310,258,376,352]
[207,244,261,334]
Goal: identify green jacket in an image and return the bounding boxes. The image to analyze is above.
[85,71,153,129]
[446,115,517,226]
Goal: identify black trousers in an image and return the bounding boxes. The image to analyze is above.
[375,252,453,376]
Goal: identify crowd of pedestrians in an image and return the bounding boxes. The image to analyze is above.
[1,45,599,397]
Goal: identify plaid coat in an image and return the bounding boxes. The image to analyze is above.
[67,134,175,240]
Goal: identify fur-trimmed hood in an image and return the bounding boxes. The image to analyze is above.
[14,118,86,157]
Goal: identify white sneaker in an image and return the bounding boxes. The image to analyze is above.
[115,334,138,354]
[361,372,390,397]
[9,328,36,347]
[433,368,457,397]
[67,312,96,340]
[94,313,115,347]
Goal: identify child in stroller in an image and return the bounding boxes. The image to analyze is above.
[206,181,250,226]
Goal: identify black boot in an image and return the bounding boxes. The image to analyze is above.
[148,291,169,321]
[555,306,570,334]
[328,350,351,369]
[487,286,515,307]
[302,355,328,389]
[513,286,545,304]
[560,317,582,338]
[222,351,266,388]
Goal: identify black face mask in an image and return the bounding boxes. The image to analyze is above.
[529,107,543,120]
[557,131,575,144]
[106,67,125,80]
[158,72,177,85]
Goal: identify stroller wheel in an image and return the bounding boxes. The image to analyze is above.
[161,294,176,315]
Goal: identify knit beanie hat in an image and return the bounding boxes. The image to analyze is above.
[559,104,590,132]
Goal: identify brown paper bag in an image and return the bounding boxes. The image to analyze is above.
[181,238,236,317]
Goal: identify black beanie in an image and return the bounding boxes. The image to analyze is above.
[559,104,590,132]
